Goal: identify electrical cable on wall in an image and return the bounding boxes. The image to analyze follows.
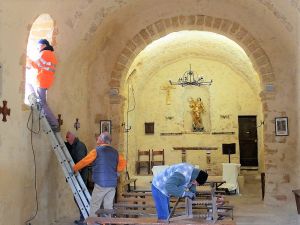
[24,106,41,225]
[124,69,136,173]
[125,84,136,172]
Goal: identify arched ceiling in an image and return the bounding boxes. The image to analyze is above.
[126,31,261,95]
[66,0,296,75]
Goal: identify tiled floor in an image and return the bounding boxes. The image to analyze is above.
[53,180,300,225]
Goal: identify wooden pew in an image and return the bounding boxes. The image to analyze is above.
[86,216,236,225]
[123,172,137,192]
[113,186,234,222]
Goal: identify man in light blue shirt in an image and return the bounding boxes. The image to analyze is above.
[152,163,208,221]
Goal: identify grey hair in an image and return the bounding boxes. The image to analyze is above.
[100,132,112,144]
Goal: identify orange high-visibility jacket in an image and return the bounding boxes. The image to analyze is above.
[73,148,127,173]
[31,50,57,88]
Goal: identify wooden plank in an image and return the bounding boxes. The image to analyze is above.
[123,178,137,186]
[86,216,236,225]
[115,202,188,210]
[114,203,156,208]
[118,196,153,203]
[122,192,152,197]
[96,208,157,217]
[173,147,218,151]
[131,189,151,193]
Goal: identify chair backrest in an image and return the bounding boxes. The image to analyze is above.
[222,163,240,185]
[151,149,165,161]
[138,149,150,161]
[125,171,130,180]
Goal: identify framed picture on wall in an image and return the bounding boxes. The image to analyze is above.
[275,117,288,136]
[100,120,112,134]
[145,122,154,134]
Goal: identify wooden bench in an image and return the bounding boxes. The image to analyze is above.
[115,187,234,221]
[86,216,236,225]
[131,188,151,193]
[96,208,157,217]
[123,172,137,192]
[123,178,137,192]
[192,205,234,220]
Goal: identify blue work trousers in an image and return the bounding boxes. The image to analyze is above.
[151,184,170,220]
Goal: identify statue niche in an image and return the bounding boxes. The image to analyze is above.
[189,97,205,132]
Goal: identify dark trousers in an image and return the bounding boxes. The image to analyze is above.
[37,87,58,127]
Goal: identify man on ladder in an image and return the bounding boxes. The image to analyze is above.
[26,38,60,132]
[66,131,89,224]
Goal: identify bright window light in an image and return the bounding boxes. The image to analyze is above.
[24,14,54,105]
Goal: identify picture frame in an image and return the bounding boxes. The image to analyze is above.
[275,117,288,136]
[100,120,112,134]
[145,122,154,134]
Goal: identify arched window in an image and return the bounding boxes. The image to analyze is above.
[25,14,54,105]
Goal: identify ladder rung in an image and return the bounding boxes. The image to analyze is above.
[28,92,91,219]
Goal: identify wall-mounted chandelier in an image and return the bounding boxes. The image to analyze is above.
[169,64,213,87]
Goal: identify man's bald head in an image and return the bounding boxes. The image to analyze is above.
[97,132,112,145]
[66,131,76,145]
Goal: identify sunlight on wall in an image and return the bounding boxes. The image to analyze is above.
[25,14,54,105]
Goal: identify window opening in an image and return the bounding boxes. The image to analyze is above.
[25,14,54,105]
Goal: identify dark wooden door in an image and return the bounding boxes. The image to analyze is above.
[238,116,258,167]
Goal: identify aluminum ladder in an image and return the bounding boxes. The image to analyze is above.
[28,93,91,219]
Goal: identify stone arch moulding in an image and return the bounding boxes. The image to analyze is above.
[109,15,275,101]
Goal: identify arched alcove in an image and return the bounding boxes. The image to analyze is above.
[24,14,54,105]
[110,15,274,91]
[121,31,264,181]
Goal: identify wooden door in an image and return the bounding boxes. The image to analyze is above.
[238,116,258,167]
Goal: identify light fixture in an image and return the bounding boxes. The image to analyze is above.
[169,64,213,87]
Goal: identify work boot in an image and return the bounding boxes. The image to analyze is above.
[74,219,84,224]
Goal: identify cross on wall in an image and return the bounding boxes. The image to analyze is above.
[74,118,80,130]
[57,114,63,128]
[161,84,176,105]
[0,100,10,122]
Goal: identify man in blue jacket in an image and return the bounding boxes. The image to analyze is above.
[65,131,88,224]
[151,163,208,221]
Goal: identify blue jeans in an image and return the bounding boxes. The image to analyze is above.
[151,184,170,220]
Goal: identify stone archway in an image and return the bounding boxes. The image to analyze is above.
[109,15,274,91]
[110,15,277,202]
[108,15,274,141]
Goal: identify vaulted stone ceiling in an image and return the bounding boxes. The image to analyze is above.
[126,31,260,95]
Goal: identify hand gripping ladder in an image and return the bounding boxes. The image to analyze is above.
[28,93,91,219]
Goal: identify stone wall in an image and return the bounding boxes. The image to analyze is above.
[0,0,299,224]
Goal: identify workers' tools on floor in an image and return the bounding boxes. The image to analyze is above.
[28,93,91,219]
[167,197,181,222]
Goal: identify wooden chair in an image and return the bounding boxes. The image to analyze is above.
[123,171,137,192]
[136,149,151,175]
[218,163,240,195]
[151,149,165,169]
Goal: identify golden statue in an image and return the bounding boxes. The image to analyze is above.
[189,97,205,131]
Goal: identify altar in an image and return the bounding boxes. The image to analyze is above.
[173,146,218,173]
[173,146,218,162]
